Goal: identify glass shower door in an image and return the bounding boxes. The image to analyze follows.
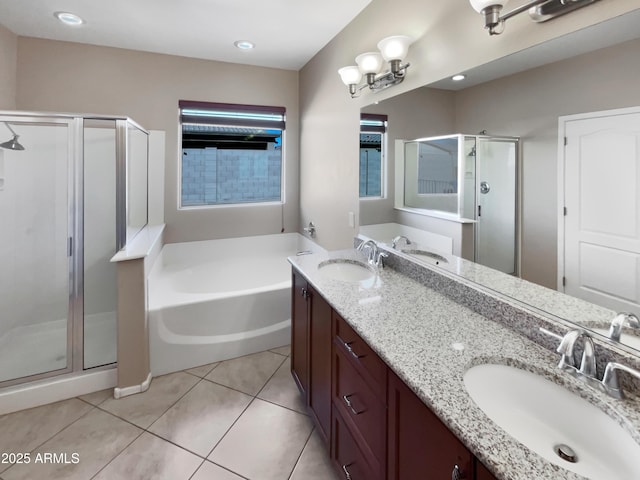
[475,137,518,275]
[0,119,73,384]
[83,120,118,369]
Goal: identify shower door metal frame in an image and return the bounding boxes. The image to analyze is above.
[0,111,149,390]
[0,114,80,388]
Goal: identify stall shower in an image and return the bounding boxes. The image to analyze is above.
[0,112,148,388]
[404,134,519,274]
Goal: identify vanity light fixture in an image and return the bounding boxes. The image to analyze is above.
[452,74,466,82]
[338,35,412,98]
[54,11,84,26]
[469,0,599,35]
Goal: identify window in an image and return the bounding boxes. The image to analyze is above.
[179,101,285,207]
[359,114,387,198]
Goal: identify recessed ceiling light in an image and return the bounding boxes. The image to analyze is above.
[234,40,255,50]
[54,11,84,26]
[452,74,466,82]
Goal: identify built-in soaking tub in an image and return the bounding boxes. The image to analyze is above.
[148,232,323,376]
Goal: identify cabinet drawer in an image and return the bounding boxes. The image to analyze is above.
[334,346,386,462]
[333,311,386,397]
[332,406,380,480]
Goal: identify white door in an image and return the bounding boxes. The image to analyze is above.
[562,108,640,316]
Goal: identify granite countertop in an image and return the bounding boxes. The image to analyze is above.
[288,249,640,480]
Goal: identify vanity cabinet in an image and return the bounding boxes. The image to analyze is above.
[332,312,387,479]
[290,270,332,447]
[475,461,499,480]
[291,270,309,398]
[388,370,474,480]
[291,268,499,480]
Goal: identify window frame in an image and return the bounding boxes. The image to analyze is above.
[359,113,388,200]
[178,100,286,209]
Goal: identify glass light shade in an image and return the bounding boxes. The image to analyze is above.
[355,52,384,75]
[377,35,412,62]
[338,66,362,86]
[469,0,507,13]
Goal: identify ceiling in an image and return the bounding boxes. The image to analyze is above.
[0,0,372,71]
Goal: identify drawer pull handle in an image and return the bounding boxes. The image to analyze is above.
[452,464,464,480]
[342,463,353,480]
[344,341,364,359]
[342,394,365,415]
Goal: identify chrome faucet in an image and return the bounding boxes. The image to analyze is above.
[356,240,388,268]
[608,312,640,342]
[391,235,412,250]
[357,239,378,264]
[554,328,640,399]
[303,221,316,238]
[556,330,597,377]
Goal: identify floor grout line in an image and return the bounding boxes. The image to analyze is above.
[1,347,315,480]
[287,427,316,480]
[1,401,99,476]
[87,428,146,480]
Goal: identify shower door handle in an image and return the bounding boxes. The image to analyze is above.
[477,205,481,217]
[68,237,73,257]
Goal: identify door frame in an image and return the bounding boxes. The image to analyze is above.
[557,105,640,292]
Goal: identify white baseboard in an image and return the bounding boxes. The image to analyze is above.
[113,372,153,399]
[0,368,117,415]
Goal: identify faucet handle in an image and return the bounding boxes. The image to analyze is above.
[375,251,389,268]
[602,362,640,399]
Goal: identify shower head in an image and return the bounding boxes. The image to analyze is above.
[468,146,476,157]
[1,123,25,151]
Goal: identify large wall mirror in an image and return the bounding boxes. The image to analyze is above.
[358,10,640,353]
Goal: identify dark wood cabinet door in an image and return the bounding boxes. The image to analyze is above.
[332,406,380,480]
[388,371,473,480]
[308,284,333,447]
[475,459,499,480]
[333,345,386,473]
[291,270,309,400]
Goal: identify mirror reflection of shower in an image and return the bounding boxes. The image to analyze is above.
[0,122,25,151]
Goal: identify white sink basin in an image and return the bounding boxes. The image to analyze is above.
[464,363,640,479]
[318,259,376,283]
[402,249,448,265]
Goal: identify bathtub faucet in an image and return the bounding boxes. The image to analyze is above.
[303,221,316,238]
[391,235,412,250]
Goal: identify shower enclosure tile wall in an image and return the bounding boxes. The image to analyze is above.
[0,112,149,388]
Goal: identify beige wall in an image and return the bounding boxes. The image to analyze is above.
[299,0,640,250]
[455,37,640,288]
[0,24,17,109]
[15,37,300,243]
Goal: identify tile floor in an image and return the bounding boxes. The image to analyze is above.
[0,346,340,480]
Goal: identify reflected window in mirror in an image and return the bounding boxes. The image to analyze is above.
[360,114,387,198]
[404,135,464,215]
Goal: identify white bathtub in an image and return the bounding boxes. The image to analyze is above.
[148,232,323,376]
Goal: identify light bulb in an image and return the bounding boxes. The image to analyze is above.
[377,35,412,62]
[338,66,362,86]
[469,0,508,13]
[355,52,384,75]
